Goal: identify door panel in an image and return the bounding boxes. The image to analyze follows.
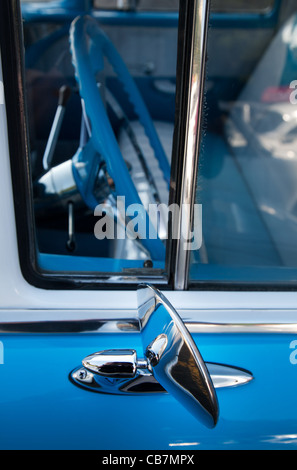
[0,330,296,449]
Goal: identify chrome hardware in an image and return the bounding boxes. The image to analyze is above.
[70,284,254,428]
[174,0,210,290]
[145,334,168,367]
[2,315,297,335]
[71,362,253,395]
[82,349,146,379]
[138,284,219,428]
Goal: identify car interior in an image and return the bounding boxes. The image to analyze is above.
[21,0,297,282]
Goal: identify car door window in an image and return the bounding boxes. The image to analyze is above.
[18,0,293,290]
[21,0,179,282]
[189,0,297,286]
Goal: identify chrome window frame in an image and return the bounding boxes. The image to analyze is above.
[173,0,210,290]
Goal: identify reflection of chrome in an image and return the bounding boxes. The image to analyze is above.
[1,316,297,334]
[174,0,210,290]
[207,363,253,389]
[83,349,140,379]
[146,334,168,367]
[137,284,219,428]
[71,362,253,395]
[71,365,163,394]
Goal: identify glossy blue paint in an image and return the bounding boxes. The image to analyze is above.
[0,332,296,450]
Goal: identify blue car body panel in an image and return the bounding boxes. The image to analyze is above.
[0,332,296,450]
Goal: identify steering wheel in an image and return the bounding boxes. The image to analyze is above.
[69,16,170,261]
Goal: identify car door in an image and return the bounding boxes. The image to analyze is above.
[0,0,297,451]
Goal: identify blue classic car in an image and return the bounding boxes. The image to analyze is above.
[0,0,297,451]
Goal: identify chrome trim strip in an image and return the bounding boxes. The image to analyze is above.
[0,319,140,334]
[174,0,210,290]
[0,315,296,334]
[187,322,297,334]
[207,363,253,389]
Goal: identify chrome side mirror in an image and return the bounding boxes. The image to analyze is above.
[71,284,253,428]
[137,284,219,428]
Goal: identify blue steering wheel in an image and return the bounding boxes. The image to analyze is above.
[70,16,170,261]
